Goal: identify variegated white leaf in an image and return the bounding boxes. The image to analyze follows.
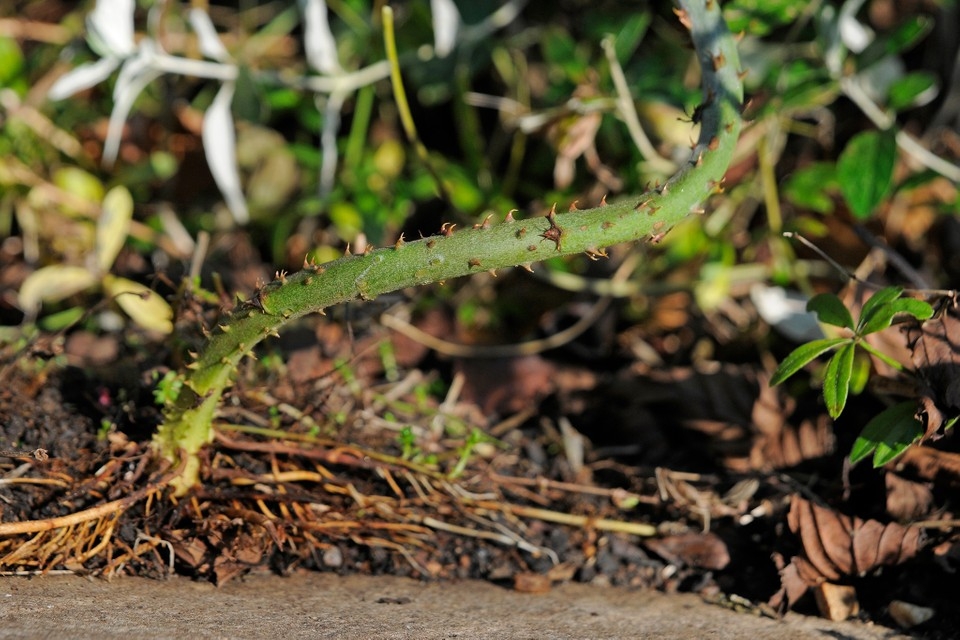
[300,0,341,75]
[103,42,162,167]
[48,57,120,101]
[87,0,136,58]
[202,82,249,224]
[318,91,346,197]
[431,0,460,58]
[188,8,230,62]
[838,0,872,54]
[750,284,824,343]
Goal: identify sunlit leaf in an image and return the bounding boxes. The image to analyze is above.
[837,130,897,219]
[202,82,249,224]
[103,275,173,334]
[856,286,903,334]
[850,401,922,466]
[888,297,934,321]
[38,307,85,332]
[300,0,342,74]
[0,37,25,88]
[770,337,850,386]
[95,185,134,273]
[430,0,460,58]
[18,265,98,318]
[807,292,854,330]
[858,296,934,337]
[52,167,105,206]
[823,342,854,418]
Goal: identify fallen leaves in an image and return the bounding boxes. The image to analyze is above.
[906,301,960,440]
[772,496,925,609]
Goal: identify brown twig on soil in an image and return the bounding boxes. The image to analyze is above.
[471,500,658,537]
[0,448,49,461]
[489,472,659,506]
[0,459,179,536]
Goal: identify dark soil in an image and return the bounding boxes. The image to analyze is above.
[2,237,960,638]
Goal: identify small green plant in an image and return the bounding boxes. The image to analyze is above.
[97,418,115,441]
[449,427,490,479]
[151,370,183,406]
[770,286,935,465]
[397,425,418,461]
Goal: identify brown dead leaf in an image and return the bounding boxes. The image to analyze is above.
[772,496,926,611]
[787,495,923,583]
[547,83,603,190]
[813,582,859,621]
[513,572,552,593]
[563,364,833,472]
[751,373,834,469]
[885,471,934,521]
[456,355,558,416]
[895,446,960,488]
[906,302,960,440]
[645,531,730,571]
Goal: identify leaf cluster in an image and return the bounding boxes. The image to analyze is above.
[771,287,933,466]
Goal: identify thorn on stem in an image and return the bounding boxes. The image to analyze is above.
[539,205,566,251]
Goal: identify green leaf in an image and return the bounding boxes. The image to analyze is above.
[770,337,850,386]
[887,71,938,111]
[849,351,871,395]
[856,286,903,334]
[782,162,838,214]
[612,13,652,63]
[0,37,25,89]
[858,16,932,68]
[882,15,933,56]
[858,296,935,337]
[823,342,855,419]
[837,130,897,219]
[807,292,854,330]
[850,401,923,467]
[723,0,804,36]
[888,297,934,322]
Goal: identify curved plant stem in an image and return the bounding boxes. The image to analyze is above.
[155,0,745,493]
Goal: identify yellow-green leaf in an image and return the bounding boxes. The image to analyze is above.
[96,185,134,273]
[103,275,173,334]
[18,265,98,317]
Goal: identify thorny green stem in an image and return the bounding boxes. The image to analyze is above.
[155,0,745,492]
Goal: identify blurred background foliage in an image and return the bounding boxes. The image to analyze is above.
[1,0,958,374]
